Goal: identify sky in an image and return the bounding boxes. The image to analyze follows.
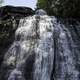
[3,0,37,9]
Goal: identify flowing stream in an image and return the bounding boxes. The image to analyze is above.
[0,10,80,80]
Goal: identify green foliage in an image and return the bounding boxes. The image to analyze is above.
[37,0,52,15]
[37,0,47,9]
[37,0,80,17]
[51,0,80,17]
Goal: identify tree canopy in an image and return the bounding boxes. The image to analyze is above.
[37,0,80,18]
[37,0,52,15]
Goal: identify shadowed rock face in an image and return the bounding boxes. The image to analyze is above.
[0,5,34,68]
[0,5,34,20]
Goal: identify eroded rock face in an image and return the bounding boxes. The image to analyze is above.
[0,5,34,67]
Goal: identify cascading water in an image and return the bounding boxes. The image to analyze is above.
[0,9,80,80]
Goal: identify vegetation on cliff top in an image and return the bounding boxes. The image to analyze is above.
[37,0,80,18]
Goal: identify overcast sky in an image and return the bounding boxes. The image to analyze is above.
[3,0,37,9]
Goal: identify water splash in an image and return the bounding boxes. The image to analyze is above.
[33,15,54,80]
[0,10,79,80]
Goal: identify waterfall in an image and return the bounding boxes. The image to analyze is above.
[0,10,80,80]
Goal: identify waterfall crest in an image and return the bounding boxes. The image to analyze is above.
[0,10,80,80]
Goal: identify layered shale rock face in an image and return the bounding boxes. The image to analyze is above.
[0,9,80,80]
[0,5,34,67]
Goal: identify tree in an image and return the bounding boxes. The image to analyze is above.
[51,0,80,17]
[37,0,53,15]
[37,0,80,18]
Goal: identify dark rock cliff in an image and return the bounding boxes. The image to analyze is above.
[0,5,34,66]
